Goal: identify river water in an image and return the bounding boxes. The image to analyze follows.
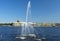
[0,26,60,41]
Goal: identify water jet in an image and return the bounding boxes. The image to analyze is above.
[16,1,37,40]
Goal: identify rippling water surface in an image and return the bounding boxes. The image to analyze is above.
[0,26,60,41]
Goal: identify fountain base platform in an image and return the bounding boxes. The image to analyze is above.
[16,34,36,39]
[16,34,43,41]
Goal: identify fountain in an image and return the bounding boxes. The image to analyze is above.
[16,0,36,39]
[16,1,42,41]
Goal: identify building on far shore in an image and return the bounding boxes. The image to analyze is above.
[12,20,22,26]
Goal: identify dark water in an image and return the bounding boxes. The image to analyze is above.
[0,26,60,41]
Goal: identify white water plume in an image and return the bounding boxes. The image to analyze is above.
[21,1,35,35]
[26,1,31,26]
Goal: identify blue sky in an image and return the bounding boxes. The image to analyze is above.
[0,0,60,23]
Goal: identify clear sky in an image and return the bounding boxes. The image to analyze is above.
[0,0,60,23]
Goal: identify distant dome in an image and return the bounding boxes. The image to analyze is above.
[17,20,20,22]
